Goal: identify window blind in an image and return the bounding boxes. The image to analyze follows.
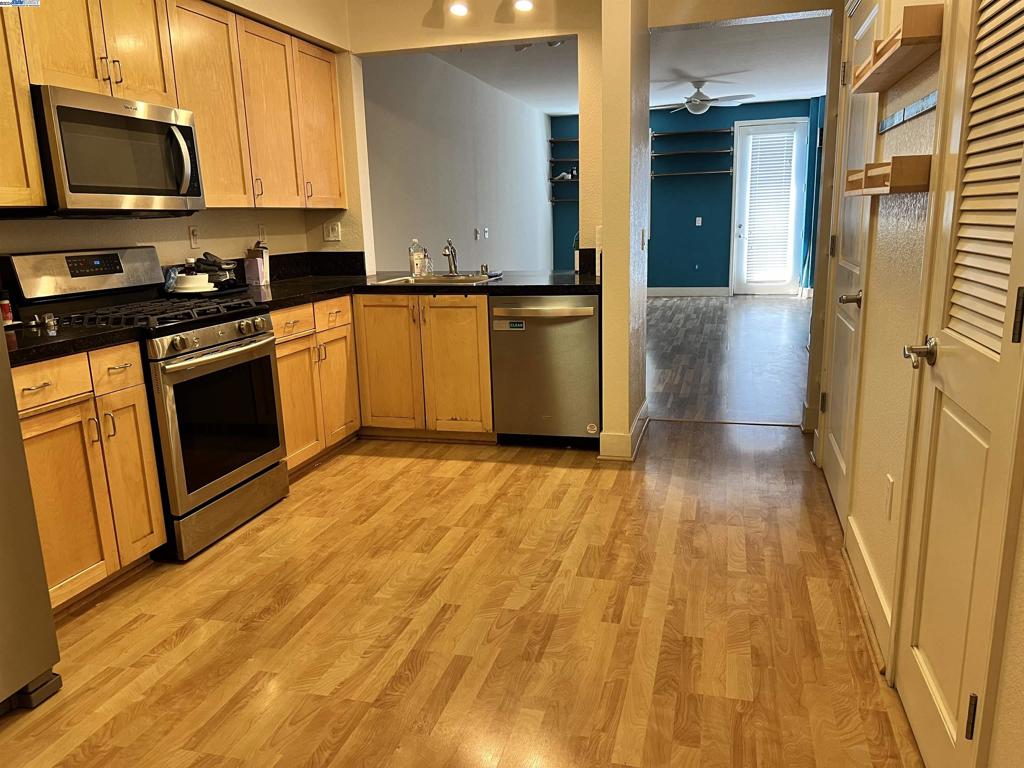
[744,132,797,284]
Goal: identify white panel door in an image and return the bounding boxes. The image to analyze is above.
[732,119,808,295]
[894,1,1024,765]
[821,0,879,527]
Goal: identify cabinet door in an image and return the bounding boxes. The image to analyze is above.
[294,40,346,209]
[317,324,359,446]
[20,398,120,608]
[275,333,325,468]
[101,0,176,106]
[0,10,45,207]
[96,385,166,564]
[168,0,252,207]
[19,0,111,95]
[419,295,493,433]
[354,294,425,430]
[237,18,304,208]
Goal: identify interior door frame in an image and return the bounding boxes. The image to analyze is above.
[729,116,810,296]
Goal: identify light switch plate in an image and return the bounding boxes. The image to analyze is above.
[257,224,267,242]
[188,225,200,249]
[323,221,342,242]
[696,216,703,227]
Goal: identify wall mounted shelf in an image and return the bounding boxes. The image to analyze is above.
[652,169,733,178]
[851,4,943,95]
[549,177,579,183]
[844,154,931,196]
[549,138,579,144]
[550,198,579,203]
[652,149,733,158]
[549,157,579,162]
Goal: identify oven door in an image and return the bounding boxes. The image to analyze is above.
[34,85,205,212]
[151,334,284,518]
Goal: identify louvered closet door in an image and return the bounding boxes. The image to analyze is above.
[732,119,809,295]
[894,1,1024,765]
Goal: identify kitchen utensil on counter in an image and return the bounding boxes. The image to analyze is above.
[196,252,237,284]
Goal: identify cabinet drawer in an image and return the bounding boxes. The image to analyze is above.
[314,296,352,330]
[272,304,315,340]
[89,344,144,396]
[12,354,93,412]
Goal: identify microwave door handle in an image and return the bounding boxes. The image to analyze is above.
[170,125,191,195]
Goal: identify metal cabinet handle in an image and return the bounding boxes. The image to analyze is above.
[255,177,264,197]
[112,59,124,84]
[104,412,117,438]
[321,343,328,361]
[838,290,863,308]
[107,361,134,372]
[421,305,427,324]
[306,181,313,198]
[21,381,52,393]
[88,416,101,443]
[100,56,111,82]
[903,336,938,369]
[411,305,417,324]
[492,307,594,318]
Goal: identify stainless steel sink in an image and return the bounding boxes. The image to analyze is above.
[377,273,497,285]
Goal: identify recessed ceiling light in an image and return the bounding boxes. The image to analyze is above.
[514,0,534,10]
[449,1,468,16]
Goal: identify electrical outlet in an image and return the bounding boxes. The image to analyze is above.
[696,216,703,227]
[474,227,481,241]
[188,225,200,249]
[484,227,490,239]
[323,221,342,242]
[257,224,267,242]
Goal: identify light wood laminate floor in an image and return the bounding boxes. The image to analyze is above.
[647,297,812,425]
[0,422,921,767]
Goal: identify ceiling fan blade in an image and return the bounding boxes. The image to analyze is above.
[669,105,688,114]
[706,93,755,103]
[710,101,744,107]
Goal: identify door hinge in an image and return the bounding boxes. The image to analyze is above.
[820,392,828,413]
[840,60,848,87]
[966,693,979,740]
[1012,286,1024,343]
[829,234,837,258]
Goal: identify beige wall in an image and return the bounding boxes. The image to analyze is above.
[220,0,349,49]
[599,0,649,459]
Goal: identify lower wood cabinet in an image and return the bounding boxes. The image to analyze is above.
[275,332,325,468]
[354,294,493,433]
[20,397,121,608]
[16,344,167,608]
[271,297,360,469]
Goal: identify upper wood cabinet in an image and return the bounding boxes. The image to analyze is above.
[354,295,426,430]
[20,0,177,107]
[19,0,109,95]
[419,295,492,433]
[0,10,45,207]
[20,397,121,608]
[168,0,252,207]
[237,18,304,208]
[294,40,347,209]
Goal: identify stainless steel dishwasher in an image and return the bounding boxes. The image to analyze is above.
[489,294,600,438]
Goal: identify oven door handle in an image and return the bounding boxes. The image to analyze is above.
[170,125,192,196]
[160,335,275,374]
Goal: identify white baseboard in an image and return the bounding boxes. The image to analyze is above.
[647,287,731,297]
[600,400,650,461]
[845,516,892,662]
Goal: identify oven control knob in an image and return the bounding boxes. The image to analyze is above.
[253,316,267,333]
[171,335,189,352]
[237,318,255,335]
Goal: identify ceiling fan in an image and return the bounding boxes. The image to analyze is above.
[666,81,755,115]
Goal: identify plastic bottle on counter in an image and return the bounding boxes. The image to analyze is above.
[0,291,13,326]
[409,239,427,277]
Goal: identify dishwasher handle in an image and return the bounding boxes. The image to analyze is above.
[492,306,595,318]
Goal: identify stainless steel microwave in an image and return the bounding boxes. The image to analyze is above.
[32,85,205,215]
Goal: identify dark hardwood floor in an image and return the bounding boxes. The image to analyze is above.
[647,297,812,426]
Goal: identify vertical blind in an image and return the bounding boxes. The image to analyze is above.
[744,131,797,284]
[946,0,1024,355]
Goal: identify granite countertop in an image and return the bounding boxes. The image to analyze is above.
[4,271,600,367]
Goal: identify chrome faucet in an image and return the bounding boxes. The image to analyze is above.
[442,238,458,275]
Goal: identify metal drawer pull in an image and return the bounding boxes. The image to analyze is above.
[88,416,101,443]
[22,381,52,392]
[492,307,595,318]
[321,344,328,361]
[105,412,117,438]
[107,361,134,372]
[112,59,124,84]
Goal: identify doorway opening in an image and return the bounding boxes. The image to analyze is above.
[645,15,830,428]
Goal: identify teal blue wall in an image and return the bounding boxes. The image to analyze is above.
[549,98,826,286]
[550,115,580,271]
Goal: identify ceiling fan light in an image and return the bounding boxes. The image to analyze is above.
[514,0,534,10]
[686,101,710,115]
[449,1,469,16]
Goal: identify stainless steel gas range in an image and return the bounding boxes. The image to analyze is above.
[2,246,288,560]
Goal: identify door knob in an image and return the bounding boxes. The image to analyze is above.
[838,290,863,308]
[903,336,938,369]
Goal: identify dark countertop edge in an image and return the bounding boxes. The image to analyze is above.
[5,273,600,367]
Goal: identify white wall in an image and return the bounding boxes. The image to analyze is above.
[362,53,552,273]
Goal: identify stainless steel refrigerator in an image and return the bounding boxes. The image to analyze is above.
[0,332,61,712]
